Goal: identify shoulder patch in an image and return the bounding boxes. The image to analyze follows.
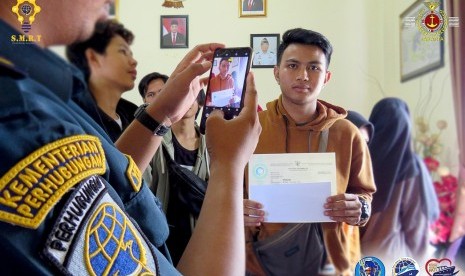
[125,154,142,193]
[43,175,159,275]
[0,135,106,229]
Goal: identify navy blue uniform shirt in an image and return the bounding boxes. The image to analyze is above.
[0,19,180,275]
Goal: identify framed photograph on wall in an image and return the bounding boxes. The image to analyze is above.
[250,33,279,68]
[109,0,119,20]
[239,0,267,17]
[399,0,444,82]
[160,15,189,49]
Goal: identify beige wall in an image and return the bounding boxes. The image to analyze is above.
[56,0,459,171]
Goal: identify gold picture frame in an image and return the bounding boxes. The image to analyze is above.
[239,0,266,17]
[109,0,119,20]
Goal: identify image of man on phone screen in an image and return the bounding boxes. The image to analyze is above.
[206,57,236,107]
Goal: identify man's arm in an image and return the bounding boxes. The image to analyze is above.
[324,131,376,226]
[116,43,223,172]
[177,72,261,275]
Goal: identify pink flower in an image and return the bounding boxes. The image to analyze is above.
[430,174,458,245]
[424,156,440,171]
[441,175,458,189]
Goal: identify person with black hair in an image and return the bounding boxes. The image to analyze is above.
[138,71,169,103]
[361,97,439,266]
[346,110,375,145]
[243,28,376,276]
[138,72,209,265]
[162,19,186,46]
[66,19,138,142]
[206,57,235,107]
[0,0,262,274]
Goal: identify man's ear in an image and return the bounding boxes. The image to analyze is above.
[273,65,280,84]
[324,70,332,85]
[85,48,101,70]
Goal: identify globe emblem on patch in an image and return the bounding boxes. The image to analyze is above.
[392,257,419,276]
[85,203,153,275]
[20,4,32,15]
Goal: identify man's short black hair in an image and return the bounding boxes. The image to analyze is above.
[66,20,134,81]
[138,72,169,98]
[219,57,231,65]
[276,28,333,69]
[171,19,179,26]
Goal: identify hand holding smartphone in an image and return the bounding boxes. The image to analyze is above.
[199,47,252,134]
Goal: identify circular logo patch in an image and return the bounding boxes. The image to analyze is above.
[355,256,386,276]
[392,257,419,276]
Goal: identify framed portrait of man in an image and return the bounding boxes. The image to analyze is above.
[160,15,189,49]
[239,0,267,17]
[250,33,279,68]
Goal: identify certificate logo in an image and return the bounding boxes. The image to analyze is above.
[392,257,419,276]
[253,164,267,179]
[425,258,460,276]
[355,256,385,276]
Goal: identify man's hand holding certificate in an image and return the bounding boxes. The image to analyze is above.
[248,153,337,223]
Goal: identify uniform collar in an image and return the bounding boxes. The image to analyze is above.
[0,19,80,102]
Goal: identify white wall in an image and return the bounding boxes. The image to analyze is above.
[381,1,457,171]
[119,0,385,113]
[56,0,458,170]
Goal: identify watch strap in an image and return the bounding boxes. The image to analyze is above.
[357,196,371,226]
[135,104,170,136]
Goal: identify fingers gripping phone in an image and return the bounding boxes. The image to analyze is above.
[199,47,252,134]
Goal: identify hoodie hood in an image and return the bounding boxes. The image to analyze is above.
[256,96,348,154]
[264,95,347,132]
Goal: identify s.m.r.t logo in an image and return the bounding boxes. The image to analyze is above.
[11,0,41,33]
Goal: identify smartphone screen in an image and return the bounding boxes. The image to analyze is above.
[199,47,252,134]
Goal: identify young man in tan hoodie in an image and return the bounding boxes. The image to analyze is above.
[243,28,377,276]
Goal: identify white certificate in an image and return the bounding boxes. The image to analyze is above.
[211,88,234,107]
[248,153,337,223]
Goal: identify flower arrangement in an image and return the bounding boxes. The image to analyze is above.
[415,117,458,246]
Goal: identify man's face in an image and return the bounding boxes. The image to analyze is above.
[219,60,230,76]
[274,43,331,107]
[144,78,166,104]
[261,42,269,53]
[91,35,138,92]
[170,24,178,33]
[40,0,112,46]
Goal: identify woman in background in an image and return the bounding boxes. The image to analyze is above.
[361,98,439,265]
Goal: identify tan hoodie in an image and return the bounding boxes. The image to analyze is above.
[245,96,376,275]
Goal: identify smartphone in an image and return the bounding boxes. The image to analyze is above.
[199,47,252,134]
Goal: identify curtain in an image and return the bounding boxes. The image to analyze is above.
[446,0,465,258]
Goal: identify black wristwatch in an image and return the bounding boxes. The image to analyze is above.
[134,103,170,136]
[357,196,371,225]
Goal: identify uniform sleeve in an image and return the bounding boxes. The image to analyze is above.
[0,78,170,253]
